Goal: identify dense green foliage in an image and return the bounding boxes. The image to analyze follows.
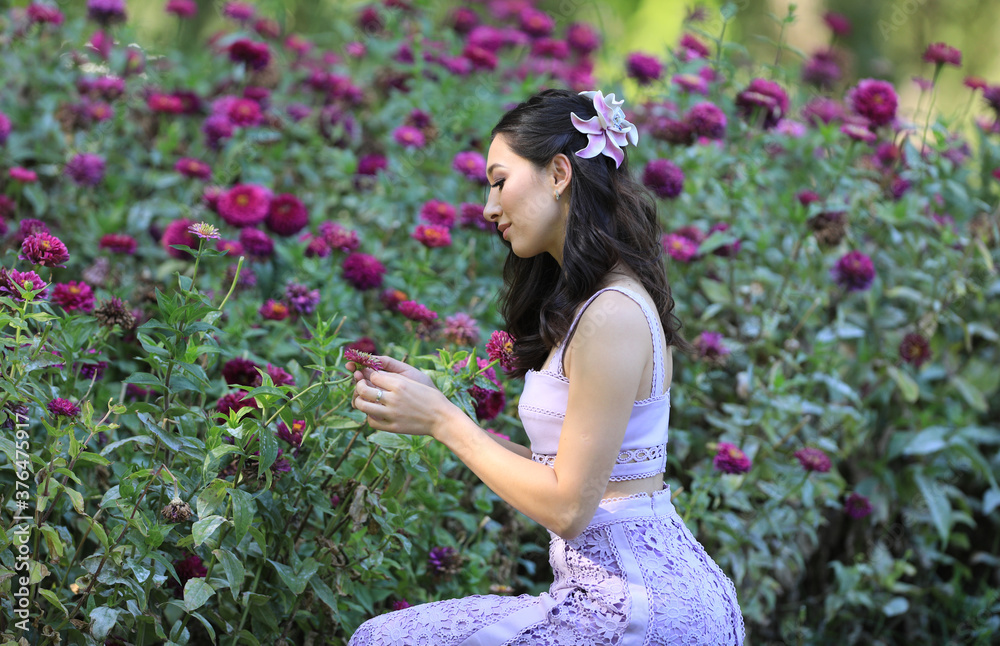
[1,1,999,645]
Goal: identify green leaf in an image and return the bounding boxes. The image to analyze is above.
[124,372,163,387]
[950,375,988,412]
[197,479,231,518]
[983,488,1000,516]
[915,471,952,546]
[256,427,279,476]
[192,515,228,547]
[137,412,182,452]
[698,277,732,305]
[38,588,68,617]
[368,431,412,450]
[213,548,246,601]
[183,578,215,612]
[268,558,320,596]
[228,488,255,543]
[886,365,919,403]
[902,426,949,456]
[89,607,121,640]
[64,487,85,513]
[882,596,909,617]
[310,576,339,613]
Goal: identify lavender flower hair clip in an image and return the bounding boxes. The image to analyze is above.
[570,90,639,168]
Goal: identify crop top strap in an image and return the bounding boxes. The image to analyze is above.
[551,286,665,394]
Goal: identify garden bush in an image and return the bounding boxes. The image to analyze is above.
[1,1,999,644]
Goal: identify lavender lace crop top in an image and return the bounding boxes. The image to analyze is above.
[517,286,670,482]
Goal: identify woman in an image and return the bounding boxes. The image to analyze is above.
[348,89,745,645]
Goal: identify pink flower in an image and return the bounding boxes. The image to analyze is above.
[277,420,306,447]
[840,122,877,144]
[266,364,295,386]
[175,158,212,180]
[380,288,407,312]
[802,50,842,89]
[265,194,309,237]
[20,232,69,267]
[342,253,386,291]
[0,267,48,301]
[642,159,684,199]
[794,447,831,473]
[684,102,726,140]
[64,153,105,186]
[345,348,383,371]
[455,357,504,421]
[216,391,259,417]
[713,443,751,474]
[823,12,851,37]
[0,112,10,145]
[625,52,663,85]
[86,0,126,26]
[443,313,480,346]
[223,358,262,387]
[412,224,452,248]
[9,167,37,183]
[571,90,639,169]
[677,33,711,60]
[165,0,197,18]
[694,331,730,365]
[662,234,698,263]
[228,39,271,70]
[239,228,274,257]
[393,125,425,148]
[188,222,221,240]
[844,492,872,519]
[419,200,457,228]
[672,73,708,95]
[161,218,197,260]
[849,79,898,127]
[48,398,80,417]
[27,3,65,25]
[218,184,271,228]
[485,330,515,371]
[566,23,600,55]
[398,300,437,324]
[460,202,489,230]
[899,332,932,368]
[518,7,554,37]
[99,233,137,255]
[318,222,360,252]
[148,93,185,114]
[735,78,788,129]
[831,250,876,292]
[51,281,95,312]
[923,42,961,67]
[452,151,486,182]
[259,299,290,321]
[222,1,255,20]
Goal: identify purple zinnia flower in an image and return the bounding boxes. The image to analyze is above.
[398,300,437,325]
[419,200,457,228]
[443,312,480,346]
[566,22,600,55]
[47,398,80,417]
[259,299,290,321]
[26,3,66,26]
[802,97,845,126]
[519,7,554,37]
[342,253,386,291]
[831,250,876,292]
[277,420,305,447]
[20,232,70,267]
[460,202,489,230]
[51,281,95,312]
[662,234,698,263]
[166,0,197,18]
[222,1,255,21]
[222,358,262,387]
[267,364,295,386]
[713,443,751,474]
[218,184,271,228]
[170,554,207,595]
[427,545,461,576]
[685,102,727,140]
[823,12,851,37]
[485,330,515,371]
[99,233,137,255]
[455,357,504,421]
[794,447,831,473]
[86,0,126,26]
[357,154,388,177]
[412,224,452,248]
[202,114,234,149]
[735,78,789,129]
[844,492,872,519]
[161,218,197,260]
[239,228,274,257]
[899,332,932,368]
[0,268,48,301]
[8,166,36,183]
[849,79,898,127]
[626,52,663,85]
[802,50,842,90]
[175,158,212,180]
[344,348,383,371]
[64,153,106,186]
[265,194,309,237]
[923,43,961,67]
[216,391,259,417]
[319,222,360,253]
[393,125,425,148]
[285,282,320,315]
[694,331,730,365]
[0,112,10,145]
[453,151,487,182]
[642,159,685,199]
[228,39,271,70]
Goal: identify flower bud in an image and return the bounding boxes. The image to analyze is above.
[161,498,192,523]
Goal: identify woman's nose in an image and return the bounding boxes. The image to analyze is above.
[483,194,501,222]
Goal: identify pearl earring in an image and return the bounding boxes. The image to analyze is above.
[554,191,560,201]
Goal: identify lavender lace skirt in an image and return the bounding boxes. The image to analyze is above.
[349,486,745,645]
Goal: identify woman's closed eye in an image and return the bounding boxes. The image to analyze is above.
[491,178,505,190]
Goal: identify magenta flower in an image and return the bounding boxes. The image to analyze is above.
[844,492,872,519]
[218,184,271,228]
[228,39,271,70]
[222,358,262,387]
[285,282,320,315]
[899,332,932,368]
[625,52,663,85]
[642,159,684,199]
[265,194,309,237]
[849,79,898,127]
[460,202,489,230]
[226,98,264,127]
[823,12,851,36]
[452,151,487,182]
[216,391,259,417]
[455,357,504,421]
[677,33,711,60]
[442,312,480,346]
[342,253,386,291]
[398,300,437,325]
[486,330,515,371]
[266,364,295,386]
[319,222,360,252]
[802,50,842,89]
[390,599,412,612]
[277,420,306,447]
[166,0,197,18]
[239,228,274,257]
[923,42,961,67]
[713,443,751,474]
[571,90,639,169]
[357,153,388,177]
[0,112,10,145]
[735,78,789,129]
[840,122,877,144]
[99,233,137,255]
[345,348,383,372]
[380,288,408,312]
[393,126,425,148]
[202,114,234,149]
[64,153,106,186]
[831,250,876,292]
[420,200,457,228]
[222,1,255,21]
[672,73,709,95]
[26,3,65,25]
[148,93,185,114]
[518,7,554,37]
[567,22,600,55]
[259,299,290,321]
[21,232,70,267]
[685,102,727,140]
[794,447,832,473]
[694,331,730,365]
[51,281,95,312]
[161,218,197,260]
[175,158,211,180]
[86,0,126,25]
[188,222,221,240]
[47,397,80,418]
[802,97,846,126]
[412,224,452,248]
[427,545,462,576]
[662,234,698,263]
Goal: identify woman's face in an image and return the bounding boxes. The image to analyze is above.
[483,135,569,263]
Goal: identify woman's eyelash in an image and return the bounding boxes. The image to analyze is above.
[491,178,505,189]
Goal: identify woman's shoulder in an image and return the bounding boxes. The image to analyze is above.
[570,285,654,350]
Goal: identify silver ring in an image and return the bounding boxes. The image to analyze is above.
[375,389,383,403]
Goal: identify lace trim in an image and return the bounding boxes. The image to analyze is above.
[519,404,565,420]
[600,491,658,504]
[609,470,665,482]
[532,442,666,468]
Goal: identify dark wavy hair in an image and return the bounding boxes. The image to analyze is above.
[491,88,695,378]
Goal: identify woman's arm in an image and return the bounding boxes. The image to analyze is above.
[353,292,652,540]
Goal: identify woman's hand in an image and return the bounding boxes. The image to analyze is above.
[346,354,435,389]
[351,370,458,438]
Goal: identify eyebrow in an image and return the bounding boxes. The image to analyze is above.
[486,163,506,180]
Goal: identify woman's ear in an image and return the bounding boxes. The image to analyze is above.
[550,153,573,195]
